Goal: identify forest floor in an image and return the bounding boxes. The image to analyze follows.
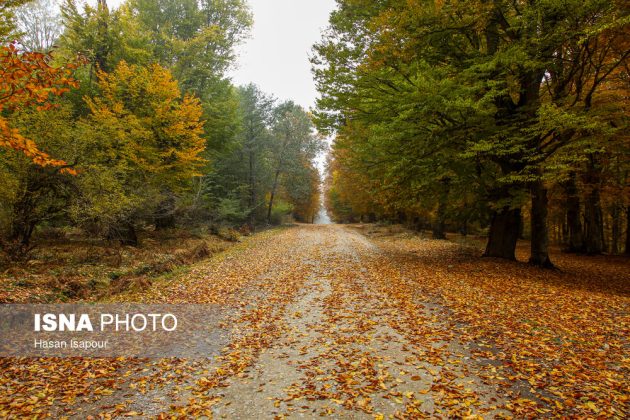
[0,228,240,303]
[0,224,628,418]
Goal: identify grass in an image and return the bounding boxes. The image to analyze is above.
[0,227,240,303]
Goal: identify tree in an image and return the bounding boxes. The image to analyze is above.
[267,102,322,224]
[15,0,62,52]
[237,84,275,225]
[0,43,80,171]
[128,0,252,96]
[285,159,321,223]
[313,0,629,265]
[77,61,205,244]
[200,84,276,227]
[0,0,30,41]
[0,105,79,255]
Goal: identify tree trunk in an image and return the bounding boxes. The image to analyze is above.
[248,151,257,227]
[120,223,138,247]
[529,179,554,267]
[10,202,36,247]
[583,156,604,254]
[432,200,446,240]
[8,186,43,261]
[155,192,176,230]
[625,206,630,255]
[484,207,521,260]
[432,220,445,239]
[583,188,604,254]
[611,205,620,255]
[563,172,584,252]
[109,222,138,247]
[266,170,281,224]
[432,179,449,240]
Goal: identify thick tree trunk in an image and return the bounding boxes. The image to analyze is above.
[529,180,554,267]
[563,172,584,253]
[625,206,630,255]
[484,207,521,260]
[583,188,604,254]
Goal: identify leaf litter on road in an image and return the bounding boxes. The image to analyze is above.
[1,225,627,419]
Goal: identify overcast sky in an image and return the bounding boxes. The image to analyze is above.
[229,0,336,110]
[101,0,336,110]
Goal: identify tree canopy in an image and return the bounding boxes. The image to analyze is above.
[314,0,630,264]
[0,0,323,257]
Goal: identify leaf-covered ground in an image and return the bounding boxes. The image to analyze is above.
[1,224,628,418]
[0,229,236,303]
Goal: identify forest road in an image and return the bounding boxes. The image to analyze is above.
[199,224,507,419]
[48,224,510,419]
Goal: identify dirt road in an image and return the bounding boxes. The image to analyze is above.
[2,224,627,418]
[205,224,507,419]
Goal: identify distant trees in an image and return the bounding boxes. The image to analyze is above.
[15,0,63,52]
[0,0,323,259]
[209,86,323,228]
[314,0,630,262]
[267,102,322,224]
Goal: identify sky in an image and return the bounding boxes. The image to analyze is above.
[229,0,336,110]
[227,0,337,173]
[100,0,336,110]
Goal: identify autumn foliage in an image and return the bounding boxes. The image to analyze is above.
[86,61,206,180]
[0,43,80,173]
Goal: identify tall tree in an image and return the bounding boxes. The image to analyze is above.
[76,61,205,244]
[267,102,322,224]
[313,0,629,265]
[0,0,30,41]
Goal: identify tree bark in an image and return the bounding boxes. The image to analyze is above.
[248,150,257,227]
[583,188,604,254]
[432,201,447,240]
[266,169,281,224]
[563,172,584,252]
[529,179,554,267]
[484,207,521,260]
[625,206,630,255]
[611,204,620,255]
[583,155,605,254]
